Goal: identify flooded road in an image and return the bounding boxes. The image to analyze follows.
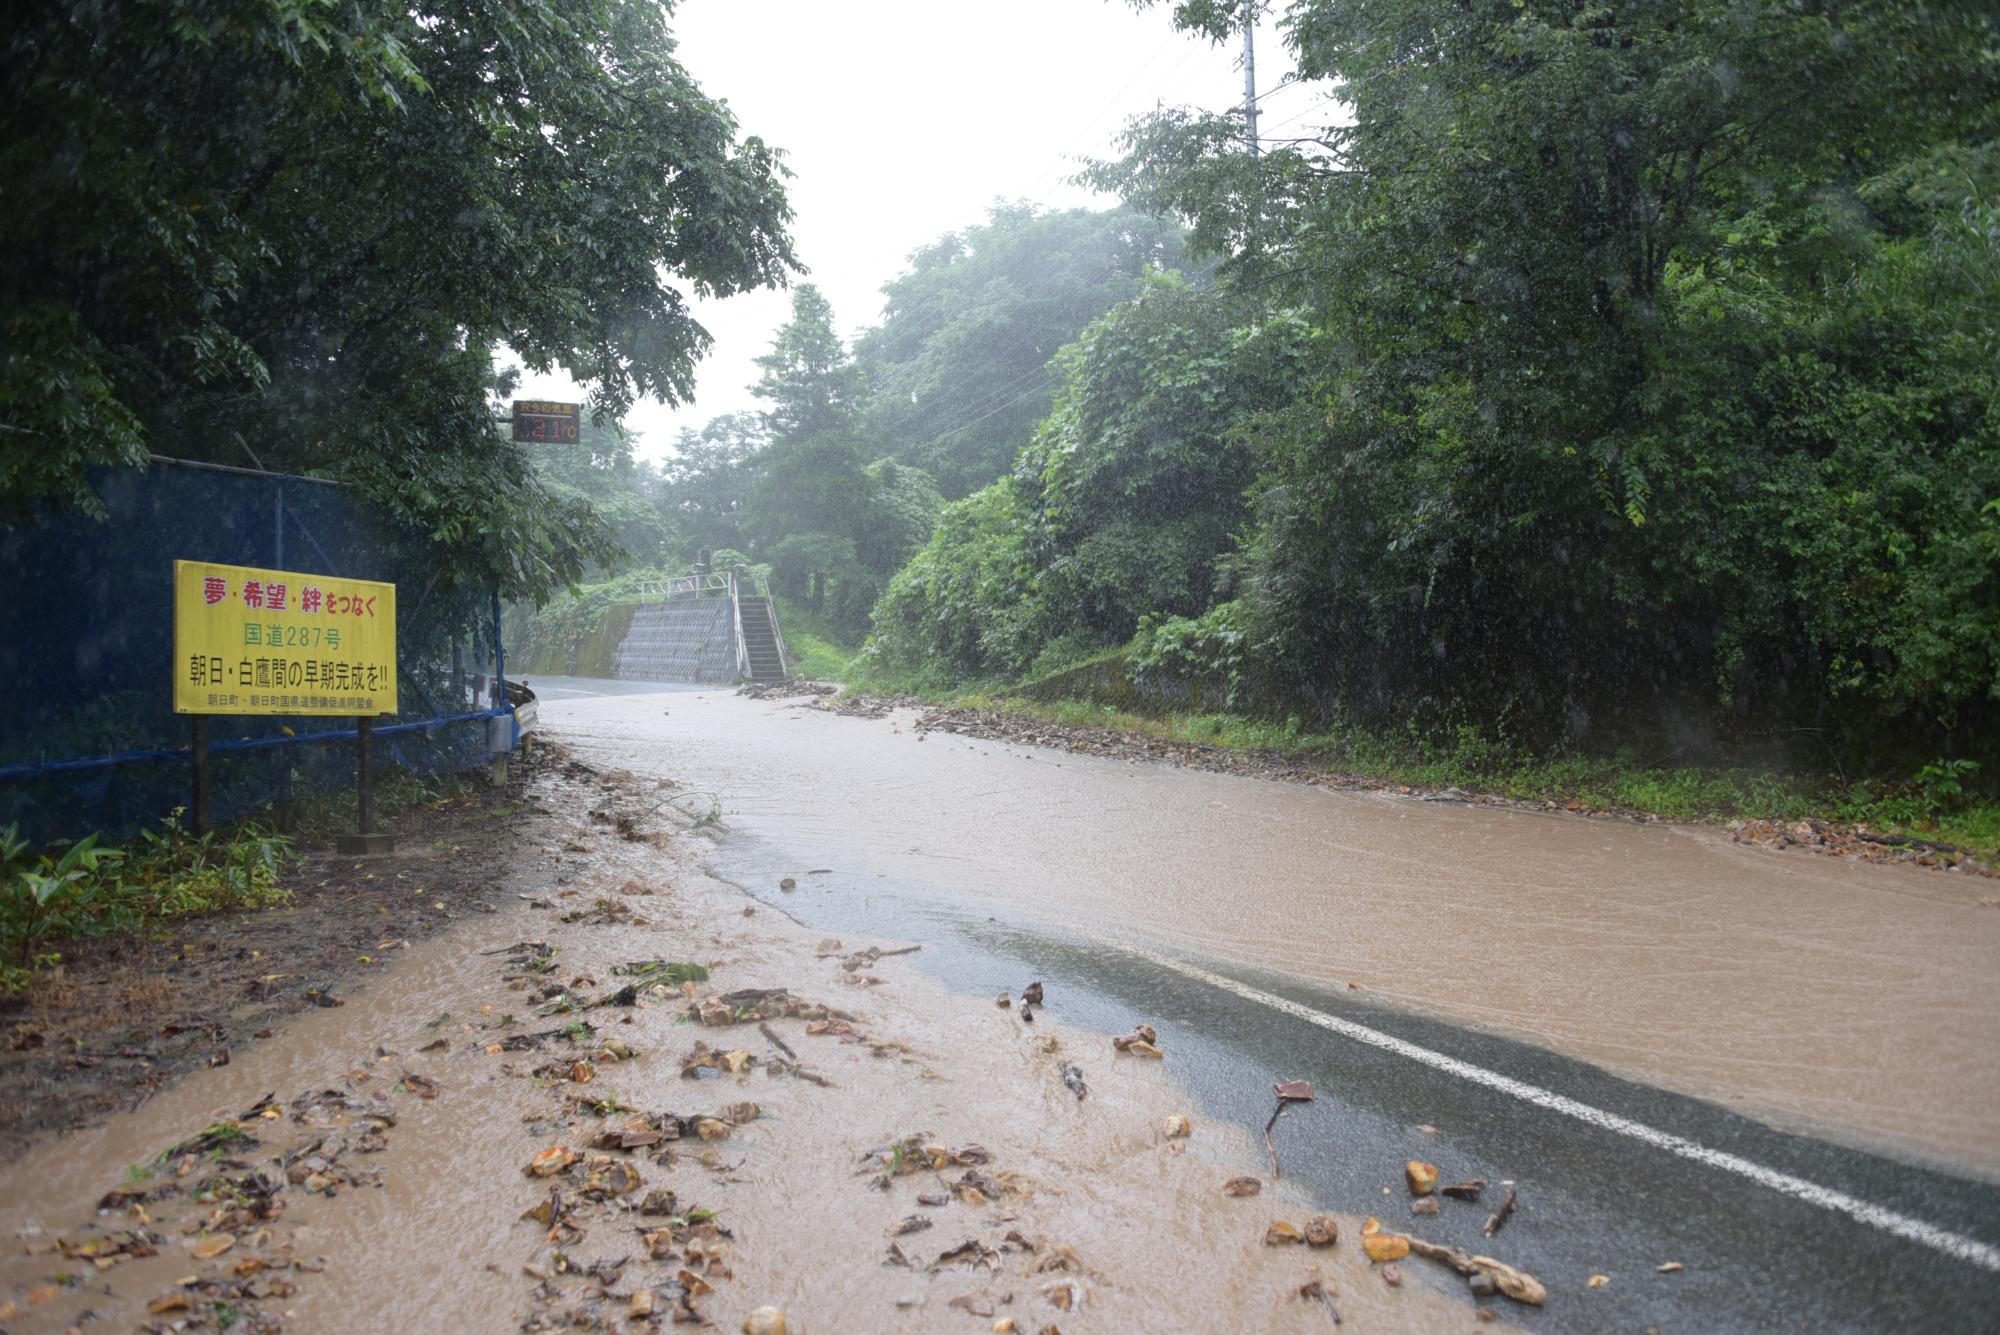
[543,680,2000,1179]
[4,678,1994,1331]
[536,678,2000,1332]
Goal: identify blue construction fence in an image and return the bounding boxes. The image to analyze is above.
[0,458,521,845]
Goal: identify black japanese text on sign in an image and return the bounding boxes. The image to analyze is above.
[172,561,398,716]
[511,400,581,444]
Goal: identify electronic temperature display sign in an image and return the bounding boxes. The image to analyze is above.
[511,400,581,444]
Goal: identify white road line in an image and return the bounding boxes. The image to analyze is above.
[1126,946,2000,1273]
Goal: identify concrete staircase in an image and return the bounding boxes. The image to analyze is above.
[736,596,787,682]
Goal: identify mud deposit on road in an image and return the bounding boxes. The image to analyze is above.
[552,685,2000,1181]
[1,757,1505,1332]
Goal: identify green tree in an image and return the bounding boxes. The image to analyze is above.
[747,285,874,620]
[856,203,1190,497]
[1091,0,2000,762]
[2,0,797,605]
[661,413,764,558]
[869,274,1309,679]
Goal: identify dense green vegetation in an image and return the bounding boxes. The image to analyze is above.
[153,0,1986,823]
[2,0,796,605]
[510,203,1197,650]
[1,817,293,993]
[842,0,2000,795]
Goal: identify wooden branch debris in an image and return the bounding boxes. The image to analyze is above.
[1403,1236,1546,1306]
[1484,1184,1517,1237]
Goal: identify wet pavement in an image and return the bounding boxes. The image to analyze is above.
[538,676,2000,1331]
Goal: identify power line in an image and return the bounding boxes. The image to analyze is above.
[1013,31,1183,200]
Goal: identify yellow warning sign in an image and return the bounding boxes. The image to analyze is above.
[172,560,397,716]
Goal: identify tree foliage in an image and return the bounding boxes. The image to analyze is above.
[856,203,1189,498]
[1077,0,2000,762]
[869,274,1309,679]
[736,286,943,637]
[2,0,796,603]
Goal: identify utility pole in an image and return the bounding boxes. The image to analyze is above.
[1241,0,1260,156]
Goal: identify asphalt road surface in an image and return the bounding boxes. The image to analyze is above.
[532,676,2000,1332]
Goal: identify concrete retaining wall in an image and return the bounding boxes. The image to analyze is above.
[613,600,739,683]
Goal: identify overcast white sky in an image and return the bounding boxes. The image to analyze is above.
[507,0,1332,461]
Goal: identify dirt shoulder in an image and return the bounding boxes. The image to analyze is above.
[0,743,1526,1333]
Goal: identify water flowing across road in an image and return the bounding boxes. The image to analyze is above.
[537,677,2000,1332]
[540,678,2000,1180]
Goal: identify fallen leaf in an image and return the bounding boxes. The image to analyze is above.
[948,1294,996,1318]
[192,1234,235,1260]
[1273,1079,1313,1101]
[1362,1232,1411,1263]
[888,1215,934,1237]
[1588,1273,1609,1289]
[1657,1261,1684,1274]
[1440,1179,1486,1200]
[1304,1215,1338,1247]
[1222,1176,1262,1197]
[1265,1220,1304,1245]
[1381,1263,1402,1287]
[1162,1114,1191,1139]
[1405,1160,1438,1195]
[525,1145,577,1177]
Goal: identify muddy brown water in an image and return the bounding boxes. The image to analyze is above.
[553,685,2000,1181]
[0,770,1486,1332]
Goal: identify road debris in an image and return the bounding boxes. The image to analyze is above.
[1298,1268,1341,1323]
[1059,1063,1088,1100]
[1264,1078,1314,1177]
[1395,1236,1548,1305]
[1405,1159,1438,1195]
[1484,1184,1518,1236]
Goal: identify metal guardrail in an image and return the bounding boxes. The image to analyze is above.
[637,567,773,603]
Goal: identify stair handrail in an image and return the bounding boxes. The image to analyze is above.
[728,567,750,680]
[765,601,792,676]
[653,570,730,601]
